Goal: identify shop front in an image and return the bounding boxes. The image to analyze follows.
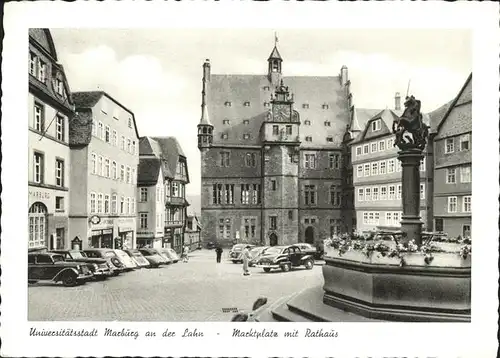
[90,228,114,248]
[162,228,173,249]
[137,229,163,249]
[118,217,136,249]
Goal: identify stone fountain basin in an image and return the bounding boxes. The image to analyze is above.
[322,247,471,322]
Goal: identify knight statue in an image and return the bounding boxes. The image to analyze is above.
[392,95,429,151]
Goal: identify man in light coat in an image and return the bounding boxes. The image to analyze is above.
[242,245,252,276]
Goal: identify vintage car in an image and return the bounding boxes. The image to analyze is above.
[83,249,126,275]
[28,252,94,287]
[294,243,318,257]
[51,250,112,280]
[139,248,169,267]
[112,249,138,271]
[248,246,270,267]
[124,249,151,268]
[159,248,179,264]
[256,245,315,272]
[229,244,256,264]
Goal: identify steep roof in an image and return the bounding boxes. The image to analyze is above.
[207,74,350,148]
[350,108,382,132]
[69,108,93,147]
[351,108,401,144]
[29,28,58,61]
[140,136,189,182]
[137,158,162,186]
[435,73,472,135]
[428,100,454,133]
[268,46,282,60]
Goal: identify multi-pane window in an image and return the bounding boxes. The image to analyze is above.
[397,184,402,199]
[220,152,230,167]
[387,138,394,148]
[121,136,126,150]
[304,185,316,205]
[120,196,125,214]
[363,145,369,155]
[463,196,471,212]
[98,122,104,140]
[34,103,44,132]
[445,138,454,153]
[365,187,371,201]
[446,168,456,184]
[97,194,103,214]
[97,156,103,176]
[90,193,96,213]
[460,166,471,183]
[245,153,256,167]
[372,187,379,201]
[126,166,131,184]
[140,188,148,202]
[396,160,402,172]
[329,153,340,169]
[356,147,362,156]
[388,159,395,173]
[380,186,387,200]
[372,162,378,176]
[33,152,44,184]
[111,194,117,214]
[241,184,250,204]
[252,184,261,204]
[172,182,179,197]
[358,188,364,201]
[460,134,470,151]
[55,159,64,187]
[330,185,341,206]
[364,164,370,177]
[371,142,377,153]
[104,159,110,178]
[363,211,380,225]
[120,165,125,181]
[380,160,386,174]
[225,184,234,204]
[420,184,425,200]
[304,154,316,169]
[112,130,118,146]
[447,196,458,213]
[140,213,148,229]
[104,195,110,214]
[55,115,64,141]
[105,126,110,143]
[243,218,257,239]
[112,161,117,180]
[212,184,223,204]
[29,52,37,76]
[371,119,381,131]
[379,140,385,151]
[38,60,47,82]
[357,165,363,178]
[28,203,47,249]
[388,185,395,200]
[269,216,277,230]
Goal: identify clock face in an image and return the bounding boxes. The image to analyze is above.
[273,104,291,122]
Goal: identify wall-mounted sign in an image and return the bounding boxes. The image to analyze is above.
[137,231,154,236]
[90,215,101,225]
[102,229,113,235]
[29,190,51,200]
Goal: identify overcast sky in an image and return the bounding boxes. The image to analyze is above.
[50,28,471,196]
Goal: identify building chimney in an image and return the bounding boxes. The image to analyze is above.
[395,92,401,111]
[340,65,348,86]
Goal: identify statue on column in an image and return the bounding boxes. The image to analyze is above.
[392,95,429,151]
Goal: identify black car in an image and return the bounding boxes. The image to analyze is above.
[28,253,93,286]
[256,245,315,272]
[51,250,112,280]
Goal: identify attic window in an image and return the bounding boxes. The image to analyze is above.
[224,101,232,107]
[243,119,249,125]
[263,86,270,91]
[223,119,230,125]
[128,118,132,128]
[322,104,329,110]
[305,136,312,142]
[326,136,334,142]
[324,121,331,127]
[304,120,311,126]
[221,133,228,140]
[243,133,250,140]
[263,102,270,108]
[244,101,250,107]
[371,119,381,131]
[302,104,309,109]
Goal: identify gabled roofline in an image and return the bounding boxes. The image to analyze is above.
[435,73,472,134]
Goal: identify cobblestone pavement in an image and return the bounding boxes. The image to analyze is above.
[28,250,324,321]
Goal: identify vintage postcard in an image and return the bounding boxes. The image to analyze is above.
[1,2,498,357]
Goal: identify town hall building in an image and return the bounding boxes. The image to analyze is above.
[197,44,353,247]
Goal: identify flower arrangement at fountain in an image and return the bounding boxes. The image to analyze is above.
[325,234,471,267]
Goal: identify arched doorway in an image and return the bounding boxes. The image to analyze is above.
[305,226,314,245]
[29,202,48,249]
[269,233,278,246]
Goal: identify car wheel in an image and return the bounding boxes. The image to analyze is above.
[281,263,291,272]
[61,272,78,287]
[304,259,314,270]
[263,268,271,273]
[232,260,238,264]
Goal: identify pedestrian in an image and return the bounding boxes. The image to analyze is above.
[182,245,190,263]
[215,245,223,263]
[242,245,252,276]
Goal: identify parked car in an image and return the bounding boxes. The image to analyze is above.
[160,248,179,263]
[83,249,126,275]
[229,244,255,264]
[112,249,138,271]
[248,246,270,267]
[139,248,169,267]
[28,252,93,286]
[294,243,321,259]
[51,250,112,280]
[124,249,151,268]
[256,245,315,273]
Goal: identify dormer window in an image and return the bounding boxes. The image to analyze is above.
[322,104,329,110]
[305,136,312,142]
[263,86,270,91]
[38,60,47,83]
[243,119,249,125]
[263,102,270,108]
[128,117,132,128]
[55,78,64,96]
[224,101,232,107]
[304,120,311,126]
[326,136,333,142]
[372,119,381,131]
[221,133,228,140]
[324,121,331,127]
[243,133,250,140]
[244,101,250,107]
[302,104,309,109]
[29,52,37,76]
[223,119,230,125]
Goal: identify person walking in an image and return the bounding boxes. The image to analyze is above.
[242,245,252,276]
[215,245,223,263]
[182,245,190,263]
